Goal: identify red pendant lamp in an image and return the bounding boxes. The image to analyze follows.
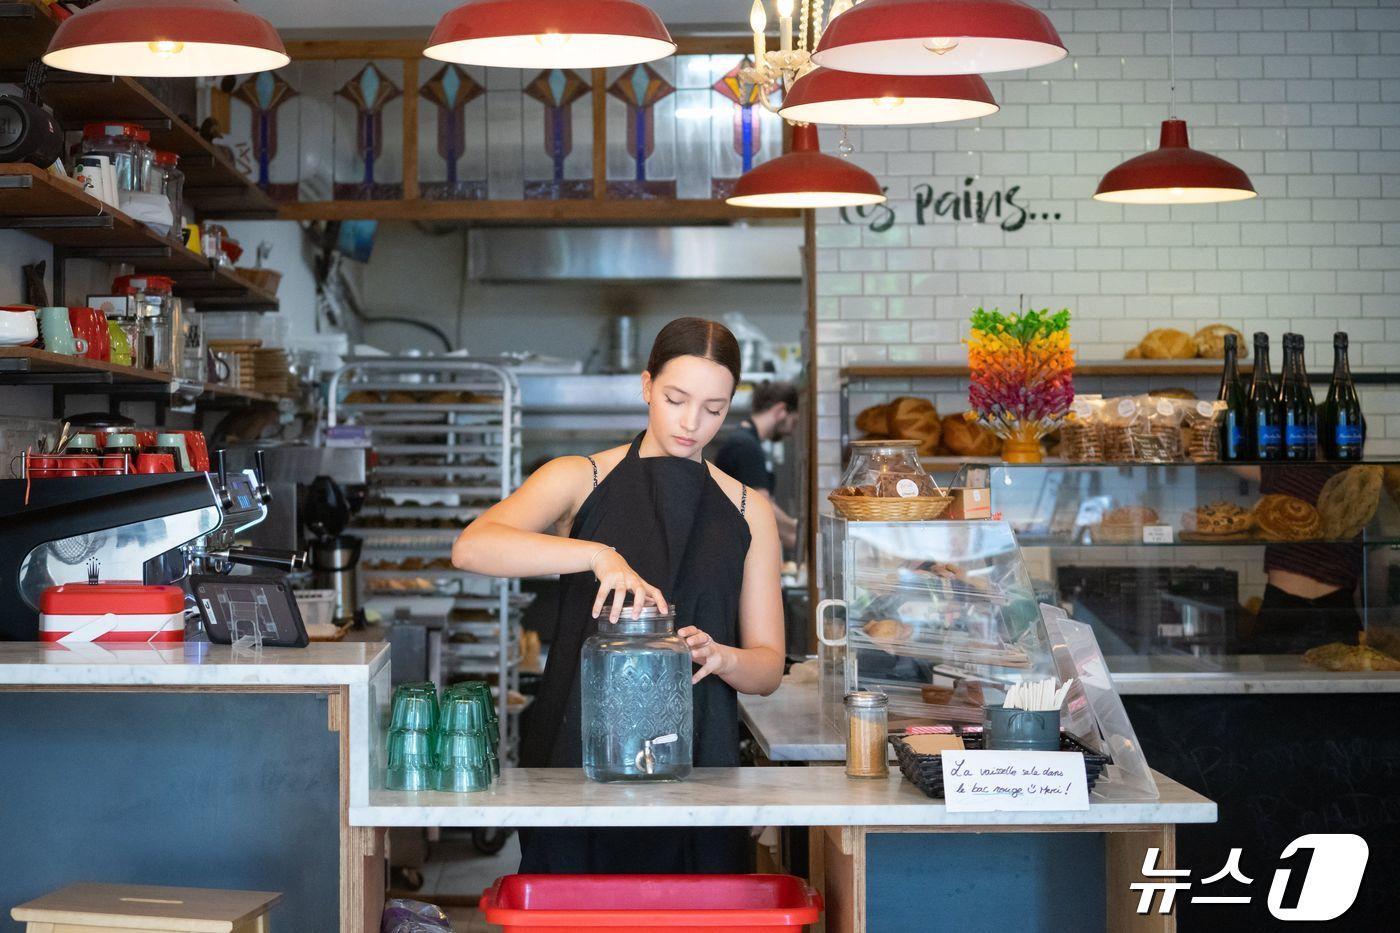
[426,0,675,69]
[779,67,998,125]
[43,0,288,78]
[1094,119,1256,204]
[1094,0,1255,205]
[811,0,1067,76]
[726,124,886,209]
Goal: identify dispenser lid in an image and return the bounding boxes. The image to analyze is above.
[40,583,185,616]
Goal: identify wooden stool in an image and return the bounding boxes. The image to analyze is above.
[12,882,281,933]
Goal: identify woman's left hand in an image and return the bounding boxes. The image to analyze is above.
[677,625,733,685]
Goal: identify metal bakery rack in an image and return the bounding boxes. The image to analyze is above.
[327,357,529,762]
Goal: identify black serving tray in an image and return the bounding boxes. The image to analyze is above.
[891,732,1110,800]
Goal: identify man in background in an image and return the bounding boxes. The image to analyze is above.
[715,381,800,551]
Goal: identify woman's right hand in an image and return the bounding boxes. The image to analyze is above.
[591,549,669,622]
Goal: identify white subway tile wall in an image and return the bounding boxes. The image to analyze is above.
[812,0,1400,493]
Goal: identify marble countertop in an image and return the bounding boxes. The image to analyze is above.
[741,655,1400,763]
[0,641,390,687]
[352,766,1214,828]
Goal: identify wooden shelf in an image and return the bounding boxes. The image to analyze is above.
[843,360,1400,385]
[842,361,1243,380]
[0,2,276,220]
[0,165,278,311]
[277,197,801,225]
[0,347,275,404]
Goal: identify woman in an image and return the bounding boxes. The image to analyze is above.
[452,317,785,874]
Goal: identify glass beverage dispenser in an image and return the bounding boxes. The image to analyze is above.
[581,602,693,782]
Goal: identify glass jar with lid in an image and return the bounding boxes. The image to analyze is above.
[149,150,184,228]
[835,439,942,499]
[80,122,152,193]
[581,599,693,783]
[112,275,176,371]
[830,440,948,520]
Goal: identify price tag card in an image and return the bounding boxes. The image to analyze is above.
[941,750,1090,812]
[1142,524,1174,544]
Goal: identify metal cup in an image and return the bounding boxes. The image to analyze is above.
[983,705,1061,751]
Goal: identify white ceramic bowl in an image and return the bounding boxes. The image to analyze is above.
[0,306,39,346]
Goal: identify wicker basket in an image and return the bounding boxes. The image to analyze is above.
[828,493,953,521]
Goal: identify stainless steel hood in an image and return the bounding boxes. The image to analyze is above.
[467,225,803,282]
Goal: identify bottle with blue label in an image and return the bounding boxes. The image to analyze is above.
[1215,334,1248,461]
[1280,334,1318,461]
[1321,331,1365,460]
[1245,332,1282,460]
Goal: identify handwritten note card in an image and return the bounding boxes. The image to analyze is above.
[941,751,1090,813]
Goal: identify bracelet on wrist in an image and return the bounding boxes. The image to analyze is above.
[588,544,617,578]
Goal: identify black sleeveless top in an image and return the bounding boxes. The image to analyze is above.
[517,432,754,875]
[521,431,751,770]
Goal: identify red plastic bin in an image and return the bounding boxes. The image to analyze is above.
[479,874,823,932]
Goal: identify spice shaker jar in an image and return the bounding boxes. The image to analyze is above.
[844,691,889,779]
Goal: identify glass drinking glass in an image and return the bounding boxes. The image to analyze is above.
[385,728,436,791]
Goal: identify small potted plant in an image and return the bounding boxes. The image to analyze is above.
[966,307,1075,463]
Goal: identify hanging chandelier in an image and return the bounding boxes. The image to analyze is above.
[1093,0,1255,204]
[426,0,675,70]
[43,0,288,78]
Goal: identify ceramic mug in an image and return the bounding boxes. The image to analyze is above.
[154,432,192,472]
[38,307,87,356]
[68,307,110,362]
[76,154,112,206]
[0,305,39,346]
[135,453,175,474]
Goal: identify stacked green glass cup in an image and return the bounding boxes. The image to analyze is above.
[385,682,440,791]
[437,680,499,790]
[385,680,499,792]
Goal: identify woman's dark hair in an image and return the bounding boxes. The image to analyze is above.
[645,317,742,395]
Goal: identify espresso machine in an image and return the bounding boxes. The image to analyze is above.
[0,451,304,641]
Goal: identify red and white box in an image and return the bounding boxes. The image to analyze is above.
[39,583,185,644]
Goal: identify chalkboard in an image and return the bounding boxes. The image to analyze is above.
[1124,693,1400,931]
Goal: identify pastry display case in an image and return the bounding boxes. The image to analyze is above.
[817,516,1060,730]
[982,460,1400,665]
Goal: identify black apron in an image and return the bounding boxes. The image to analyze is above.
[518,432,753,874]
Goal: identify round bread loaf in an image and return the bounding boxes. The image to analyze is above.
[1317,465,1383,540]
[855,402,893,437]
[888,396,941,455]
[1193,324,1247,359]
[1137,328,1196,360]
[940,414,1001,457]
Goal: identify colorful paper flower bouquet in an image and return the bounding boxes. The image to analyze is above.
[966,308,1076,463]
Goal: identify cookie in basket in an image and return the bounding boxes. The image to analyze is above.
[1253,494,1323,542]
[1182,502,1254,537]
[1317,465,1383,540]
